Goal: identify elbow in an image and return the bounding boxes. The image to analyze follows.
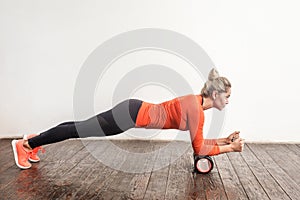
[193,144,220,156]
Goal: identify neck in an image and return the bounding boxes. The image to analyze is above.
[202,96,214,110]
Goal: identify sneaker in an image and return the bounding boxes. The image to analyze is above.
[11,139,32,169]
[25,134,45,162]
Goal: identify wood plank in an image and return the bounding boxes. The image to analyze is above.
[3,140,86,200]
[0,139,10,151]
[142,141,173,200]
[55,140,118,200]
[127,172,152,199]
[1,140,300,200]
[0,140,17,174]
[0,139,61,193]
[202,157,227,200]
[95,140,156,199]
[9,140,89,200]
[227,147,270,200]
[248,143,300,200]
[95,141,140,199]
[241,144,290,200]
[126,141,161,200]
[284,144,300,164]
[214,153,248,200]
[0,142,60,200]
[263,144,300,185]
[188,173,206,200]
[34,140,89,179]
[44,140,104,199]
[0,139,30,174]
[188,157,226,200]
[77,166,118,200]
[165,141,194,200]
[59,140,112,199]
[285,144,300,154]
[47,163,94,200]
[76,140,132,200]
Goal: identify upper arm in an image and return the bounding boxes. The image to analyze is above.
[186,103,205,153]
[186,100,220,155]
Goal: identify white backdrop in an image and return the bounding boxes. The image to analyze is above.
[1,0,300,142]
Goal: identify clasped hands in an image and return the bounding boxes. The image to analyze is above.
[226,131,245,152]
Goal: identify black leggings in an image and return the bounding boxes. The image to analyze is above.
[28,99,143,149]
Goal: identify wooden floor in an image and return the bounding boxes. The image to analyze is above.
[0,139,299,200]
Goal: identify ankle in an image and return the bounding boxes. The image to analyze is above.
[23,140,33,151]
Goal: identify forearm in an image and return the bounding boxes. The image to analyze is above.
[208,138,236,154]
[204,138,229,146]
[194,135,243,156]
[218,138,245,154]
[216,138,229,145]
[198,138,232,156]
[218,144,234,154]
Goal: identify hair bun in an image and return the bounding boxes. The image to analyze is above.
[208,68,220,81]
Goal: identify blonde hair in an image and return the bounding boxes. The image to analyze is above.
[201,68,231,98]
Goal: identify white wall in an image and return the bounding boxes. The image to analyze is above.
[1,0,300,142]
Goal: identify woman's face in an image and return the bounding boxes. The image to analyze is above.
[213,88,231,111]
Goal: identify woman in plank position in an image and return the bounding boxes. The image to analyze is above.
[12,68,244,169]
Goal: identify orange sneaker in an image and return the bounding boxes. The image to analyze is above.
[11,139,32,169]
[24,134,45,162]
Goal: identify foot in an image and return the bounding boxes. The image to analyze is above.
[24,134,45,162]
[11,139,32,169]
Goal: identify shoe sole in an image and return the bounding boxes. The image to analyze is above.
[28,158,40,163]
[11,140,31,169]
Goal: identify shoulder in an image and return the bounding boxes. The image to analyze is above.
[178,94,203,116]
[178,94,198,101]
[182,95,205,127]
[179,94,202,107]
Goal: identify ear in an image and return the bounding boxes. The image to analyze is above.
[212,90,218,100]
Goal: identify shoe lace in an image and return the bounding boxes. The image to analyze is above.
[26,151,32,160]
[33,146,45,154]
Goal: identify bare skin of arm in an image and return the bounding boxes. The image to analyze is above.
[218,131,245,153]
[216,131,241,146]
